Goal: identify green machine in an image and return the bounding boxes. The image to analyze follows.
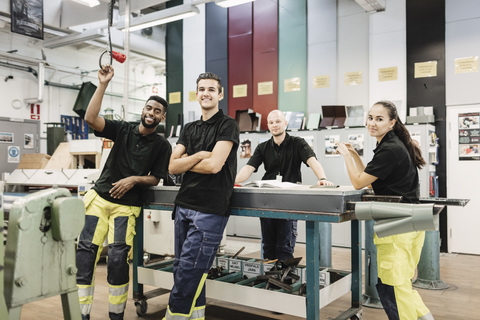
[1,189,8,319]
[3,187,85,320]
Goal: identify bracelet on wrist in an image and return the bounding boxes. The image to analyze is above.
[320,178,328,181]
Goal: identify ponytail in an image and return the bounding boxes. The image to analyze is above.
[374,101,426,169]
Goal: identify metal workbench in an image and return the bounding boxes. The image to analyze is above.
[133,185,365,320]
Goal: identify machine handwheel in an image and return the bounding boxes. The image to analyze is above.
[135,300,148,317]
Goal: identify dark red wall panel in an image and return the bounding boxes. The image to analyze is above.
[253,0,278,130]
[228,4,253,119]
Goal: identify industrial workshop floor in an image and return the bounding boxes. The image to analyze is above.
[18,237,480,320]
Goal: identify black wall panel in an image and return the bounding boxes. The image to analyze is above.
[406,0,447,251]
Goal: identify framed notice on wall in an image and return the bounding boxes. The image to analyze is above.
[458,112,480,161]
[11,0,44,40]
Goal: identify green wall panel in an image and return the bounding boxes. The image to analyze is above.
[278,0,307,112]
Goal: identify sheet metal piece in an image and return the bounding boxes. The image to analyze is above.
[355,202,438,238]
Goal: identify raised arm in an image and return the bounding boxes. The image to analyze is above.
[345,143,366,172]
[306,157,334,186]
[337,143,376,189]
[235,164,255,183]
[84,65,114,132]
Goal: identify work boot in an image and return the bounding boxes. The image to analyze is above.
[109,311,124,320]
[81,315,90,320]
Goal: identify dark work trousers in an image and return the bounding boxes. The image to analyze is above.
[164,206,229,320]
[260,218,297,261]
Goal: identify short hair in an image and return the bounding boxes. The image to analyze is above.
[196,72,222,94]
[145,95,168,112]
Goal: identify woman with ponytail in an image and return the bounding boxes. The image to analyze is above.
[337,101,434,320]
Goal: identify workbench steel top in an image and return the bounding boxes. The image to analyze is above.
[146,185,367,216]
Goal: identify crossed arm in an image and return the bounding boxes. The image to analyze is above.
[169,140,234,175]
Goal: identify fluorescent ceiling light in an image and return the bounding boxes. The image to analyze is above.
[118,4,200,32]
[215,0,255,8]
[70,0,100,7]
[43,28,104,49]
[354,0,386,12]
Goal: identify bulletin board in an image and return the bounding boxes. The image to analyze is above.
[0,117,40,175]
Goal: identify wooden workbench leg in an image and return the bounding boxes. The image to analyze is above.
[305,221,320,320]
[350,219,362,308]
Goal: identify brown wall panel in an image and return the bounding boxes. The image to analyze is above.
[228,4,253,119]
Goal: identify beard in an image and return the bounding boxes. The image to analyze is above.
[141,115,160,129]
[271,130,284,137]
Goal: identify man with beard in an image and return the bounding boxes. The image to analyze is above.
[76,65,172,320]
[235,110,333,261]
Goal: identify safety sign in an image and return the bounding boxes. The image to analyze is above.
[8,146,20,163]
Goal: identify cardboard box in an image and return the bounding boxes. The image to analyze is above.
[17,153,51,169]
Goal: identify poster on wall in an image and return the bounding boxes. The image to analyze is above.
[24,133,34,149]
[458,112,480,161]
[240,139,252,159]
[0,132,14,143]
[11,0,44,40]
[325,135,340,157]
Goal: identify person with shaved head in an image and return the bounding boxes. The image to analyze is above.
[236,109,333,261]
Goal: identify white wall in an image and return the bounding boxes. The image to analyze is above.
[445,0,480,254]
[307,0,337,113]
[183,4,206,124]
[369,0,407,121]
[337,0,369,108]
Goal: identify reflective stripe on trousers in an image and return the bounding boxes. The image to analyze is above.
[165,206,228,319]
[78,285,94,315]
[164,304,206,320]
[109,284,129,314]
[76,189,140,318]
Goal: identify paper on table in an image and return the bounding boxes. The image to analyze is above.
[242,180,303,188]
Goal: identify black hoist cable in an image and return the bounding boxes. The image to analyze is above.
[99,0,125,68]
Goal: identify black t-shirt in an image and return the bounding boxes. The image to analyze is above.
[364,130,420,203]
[174,110,239,216]
[247,133,316,183]
[93,119,172,206]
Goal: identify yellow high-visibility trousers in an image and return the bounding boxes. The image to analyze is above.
[374,231,433,320]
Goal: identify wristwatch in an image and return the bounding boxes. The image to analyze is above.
[320,178,328,181]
